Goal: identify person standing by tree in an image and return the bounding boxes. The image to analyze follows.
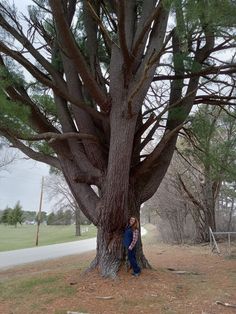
[124,217,141,277]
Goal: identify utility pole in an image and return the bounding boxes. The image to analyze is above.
[35,176,44,246]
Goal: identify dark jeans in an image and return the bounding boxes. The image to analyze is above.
[128,248,141,274]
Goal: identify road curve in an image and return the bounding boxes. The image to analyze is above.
[0,227,147,270]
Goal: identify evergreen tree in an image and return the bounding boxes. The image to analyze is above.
[179,106,236,240]
[7,201,24,227]
[0,207,11,224]
[45,172,82,235]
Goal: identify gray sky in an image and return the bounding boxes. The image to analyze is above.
[0,152,51,212]
[0,0,51,212]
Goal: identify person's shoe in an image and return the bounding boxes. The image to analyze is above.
[132,272,140,277]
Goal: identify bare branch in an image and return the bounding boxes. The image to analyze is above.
[133,123,184,178]
[178,174,205,212]
[132,2,162,62]
[0,129,61,169]
[0,42,54,87]
[0,11,64,83]
[0,56,59,134]
[153,64,236,81]
[86,0,113,49]
[17,131,99,143]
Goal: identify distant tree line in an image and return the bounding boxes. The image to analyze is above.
[0,201,90,227]
[47,209,72,225]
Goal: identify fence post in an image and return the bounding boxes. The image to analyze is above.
[209,227,220,254]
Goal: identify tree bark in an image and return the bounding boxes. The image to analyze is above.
[90,186,150,277]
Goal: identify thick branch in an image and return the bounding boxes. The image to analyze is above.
[0,42,54,87]
[128,5,169,110]
[0,45,106,121]
[132,2,161,62]
[62,55,107,171]
[0,129,61,169]
[178,174,205,212]
[60,156,100,224]
[131,0,156,67]
[0,12,65,85]
[138,135,178,204]
[49,0,109,112]
[17,131,99,143]
[86,0,113,50]
[0,56,58,134]
[133,123,183,178]
[117,0,131,67]
[135,113,156,140]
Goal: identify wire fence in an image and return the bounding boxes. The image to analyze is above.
[209,227,236,256]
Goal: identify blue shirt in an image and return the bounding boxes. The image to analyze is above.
[123,226,134,248]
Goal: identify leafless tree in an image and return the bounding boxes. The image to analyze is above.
[45,173,82,236]
[0,139,16,173]
[143,153,197,244]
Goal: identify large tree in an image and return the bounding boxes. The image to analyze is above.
[1,201,24,227]
[178,105,236,241]
[0,0,236,276]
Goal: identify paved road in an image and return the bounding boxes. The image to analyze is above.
[0,237,97,270]
[0,227,147,270]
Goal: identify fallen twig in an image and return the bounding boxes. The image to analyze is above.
[95,296,113,300]
[69,281,78,285]
[167,268,199,275]
[215,301,236,308]
[67,311,89,314]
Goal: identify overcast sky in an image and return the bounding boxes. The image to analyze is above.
[0,152,51,212]
[0,0,52,212]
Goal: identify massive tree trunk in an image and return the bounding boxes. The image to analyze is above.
[91,227,124,277]
[92,223,150,277]
[90,185,150,277]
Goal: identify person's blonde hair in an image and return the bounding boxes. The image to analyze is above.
[130,216,139,230]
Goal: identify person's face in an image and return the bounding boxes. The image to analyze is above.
[129,217,136,226]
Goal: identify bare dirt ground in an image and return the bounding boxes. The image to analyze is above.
[0,225,235,314]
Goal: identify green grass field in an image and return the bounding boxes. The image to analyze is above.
[0,224,97,252]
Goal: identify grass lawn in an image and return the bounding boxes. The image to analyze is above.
[0,224,97,252]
